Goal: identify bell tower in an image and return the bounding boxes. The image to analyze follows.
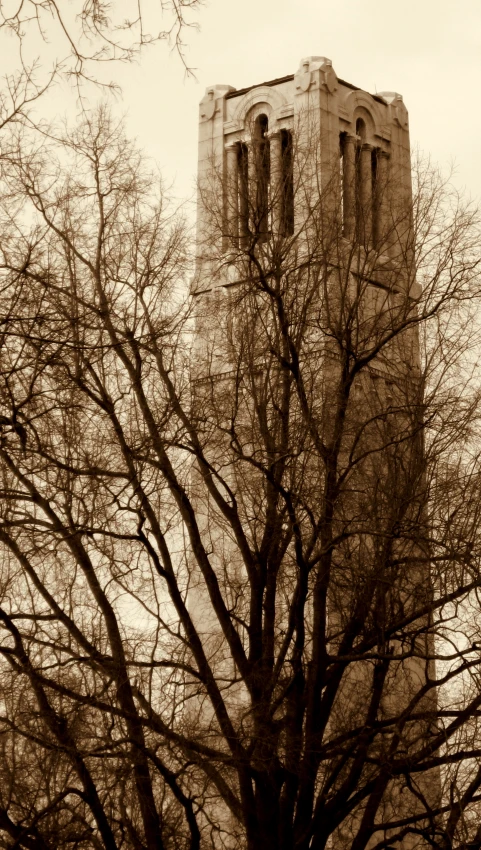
[194,56,415,295]
[190,57,439,850]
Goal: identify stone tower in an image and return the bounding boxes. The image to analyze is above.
[190,57,439,850]
[194,55,414,297]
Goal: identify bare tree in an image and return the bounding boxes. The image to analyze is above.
[0,0,202,83]
[0,0,203,148]
[0,109,480,850]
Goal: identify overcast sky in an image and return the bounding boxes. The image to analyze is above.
[2,0,480,207]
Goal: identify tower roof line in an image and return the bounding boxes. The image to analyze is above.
[225,74,387,105]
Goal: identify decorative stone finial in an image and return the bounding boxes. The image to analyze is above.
[199,85,235,121]
[295,56,337,94]
[377,91,409,129]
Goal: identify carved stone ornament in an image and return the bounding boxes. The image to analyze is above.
[295,57,338,95]
[200,91,216,121]
[321,63,338,94]
[393,97,408,129]
[378,92,409,130]
[297,68,312,92]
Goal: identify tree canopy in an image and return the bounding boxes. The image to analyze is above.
[0,108,480,850]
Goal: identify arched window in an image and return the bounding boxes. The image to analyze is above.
[227,115,294,247]
[253,114,270,237]
[338,116,385,247]
[355,119,366,242]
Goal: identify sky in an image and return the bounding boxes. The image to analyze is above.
[1,0,480,207]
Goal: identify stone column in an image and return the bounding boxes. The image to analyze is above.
[246,136,256,205]
[225,141,239,249]
[267,129,282,237]
[342,134,356,241]
[359,143,374,245]
[244,137,257,241]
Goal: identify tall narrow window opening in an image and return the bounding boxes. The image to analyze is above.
[356,118,366,142]
[355,121,365,243]
[355,121,366,242]
[254,114,270,237]
[281,129,294,236]
[371,147,379,246]
[339,132,346,234]
[238,142,249,243]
